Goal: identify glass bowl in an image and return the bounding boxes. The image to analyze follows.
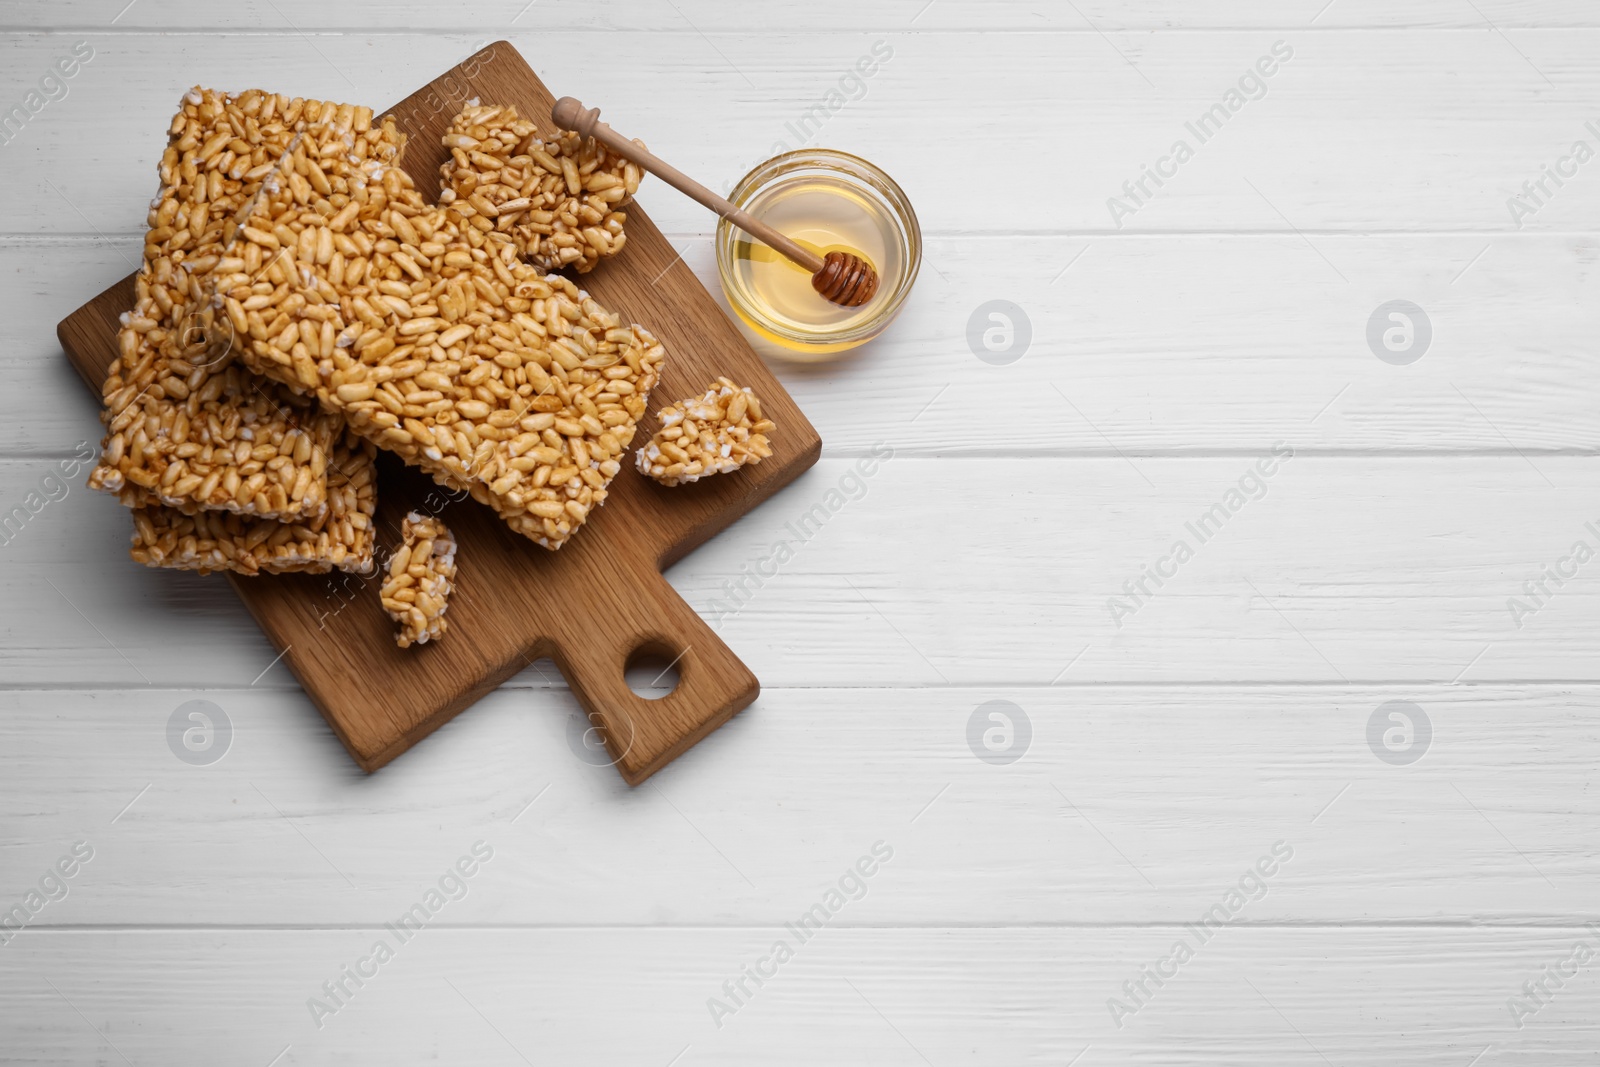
[716,148,920,359]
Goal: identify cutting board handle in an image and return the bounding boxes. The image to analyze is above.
[549,567,758,785]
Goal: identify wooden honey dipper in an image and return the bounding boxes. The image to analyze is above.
[551,97,880,308]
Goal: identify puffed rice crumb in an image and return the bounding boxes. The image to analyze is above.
[380,512,458,648]
[636,378,775,487]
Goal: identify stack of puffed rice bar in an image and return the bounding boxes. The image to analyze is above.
[87,88,659,576]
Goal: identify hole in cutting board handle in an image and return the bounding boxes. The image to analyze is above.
[625,640,683,701]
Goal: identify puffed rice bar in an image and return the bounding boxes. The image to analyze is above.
[636,378,775,486]
[438,103,641,274]
[380,512,457,647]
[188,92,665,549]
[88,87,345,521]
[130,432,378,575]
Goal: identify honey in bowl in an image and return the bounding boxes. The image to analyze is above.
[717,149,920,359]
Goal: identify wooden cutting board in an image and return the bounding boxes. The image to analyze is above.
[55,42,821,785]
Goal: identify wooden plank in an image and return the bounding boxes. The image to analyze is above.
[1,685,1597,924]
[1,927,1595,1064]
[656,232,1600,454]
[6,235,1598,459]
[3,31,1599,236]
[51,43,823,783]
[8,0,1600,30]
[7,455,1600,687]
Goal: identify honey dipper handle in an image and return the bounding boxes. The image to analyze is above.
[551,97,826,274]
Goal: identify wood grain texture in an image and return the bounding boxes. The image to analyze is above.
[10,1,1600,30]
[2,685,1597,925]
[9,456,1600,688]
[52,43,822,783]
[8,31,1600,238]
[3,928,1597,1065]
[8,235,1600,458]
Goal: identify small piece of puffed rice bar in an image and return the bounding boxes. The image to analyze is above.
[636,378,775,487]
[380,512,458,648]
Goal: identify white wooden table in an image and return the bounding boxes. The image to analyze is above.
[3,2,1599,1062]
